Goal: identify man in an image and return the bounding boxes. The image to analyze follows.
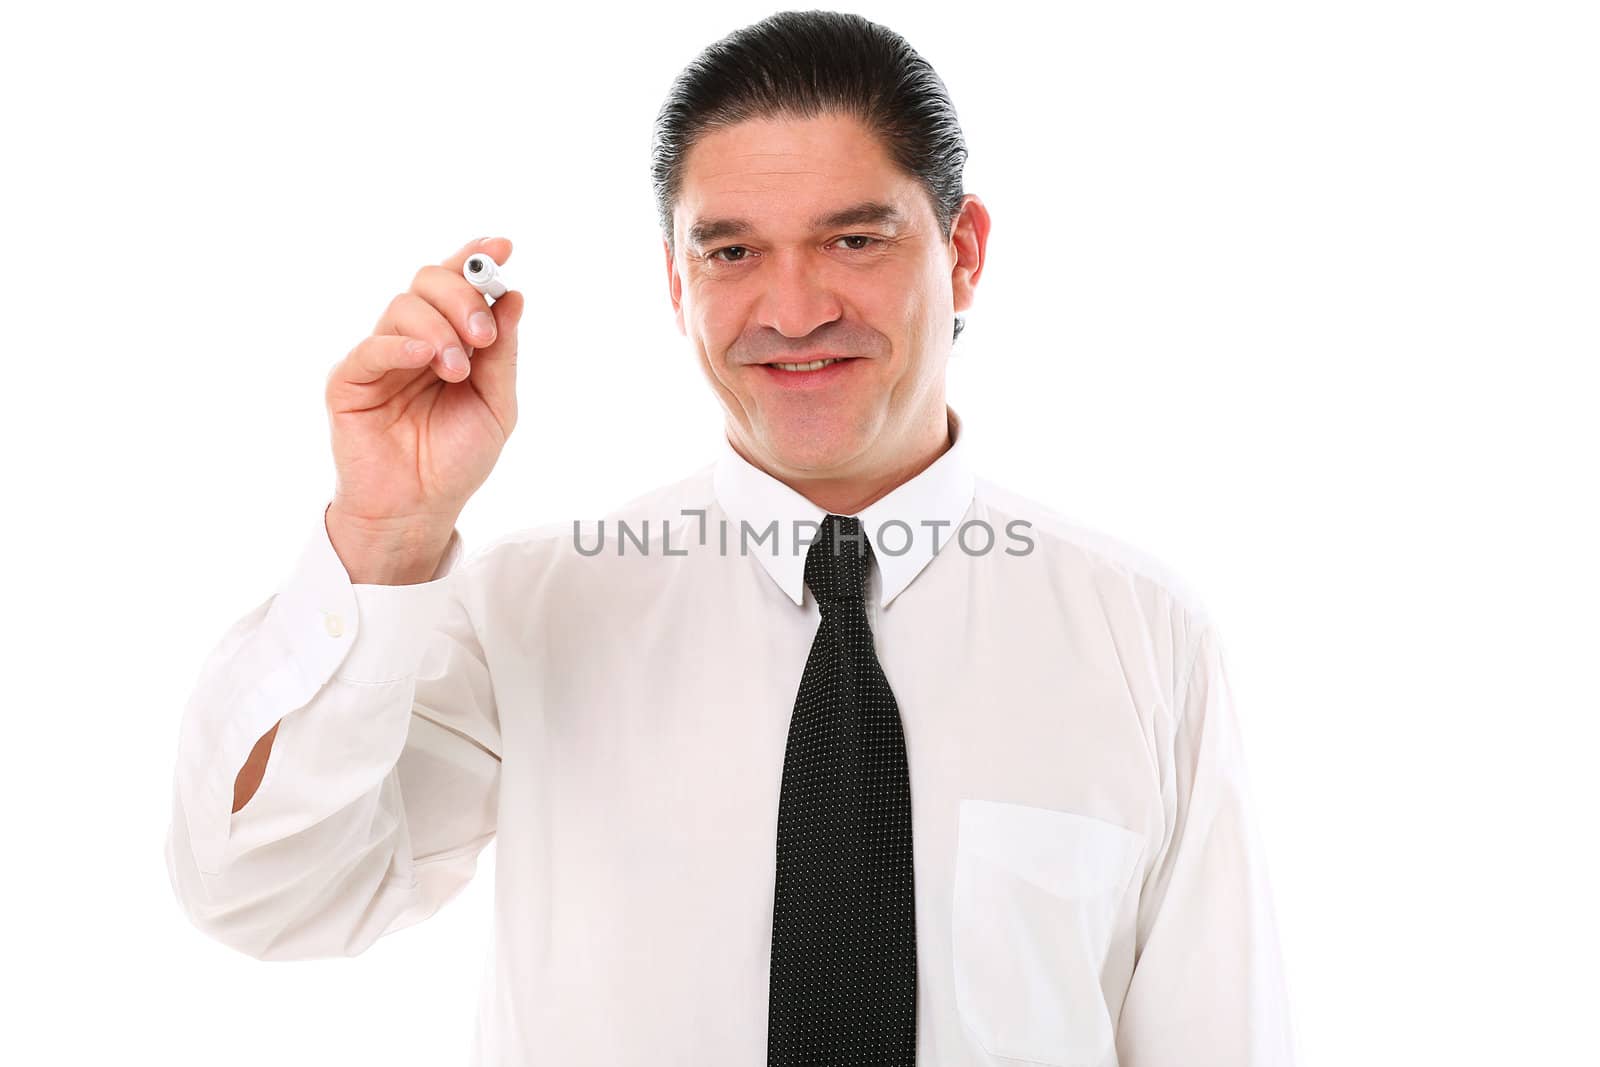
[165,10,1295,1065]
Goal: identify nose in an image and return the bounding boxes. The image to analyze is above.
[756,248,844,339]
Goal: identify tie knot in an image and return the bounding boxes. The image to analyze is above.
[804,514,872,605]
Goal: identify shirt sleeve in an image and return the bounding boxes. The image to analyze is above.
[163,501,500,961]
[1115,623,1298,1065]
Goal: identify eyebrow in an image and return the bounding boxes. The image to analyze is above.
[686,200,908,249]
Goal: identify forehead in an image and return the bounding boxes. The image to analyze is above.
[676,112,924,244]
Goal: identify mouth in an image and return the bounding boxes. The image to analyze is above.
[752,355,864,389]
[757,356,861,373]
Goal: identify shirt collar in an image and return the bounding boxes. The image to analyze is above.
[711,405,976,608]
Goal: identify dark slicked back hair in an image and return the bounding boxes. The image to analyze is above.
[650,9,970,343]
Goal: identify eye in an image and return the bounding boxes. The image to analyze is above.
[703,236,883,263]
[835,235,882,251]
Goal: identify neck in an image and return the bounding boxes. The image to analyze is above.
[732,404,954,515]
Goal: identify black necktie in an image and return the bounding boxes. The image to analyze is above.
[768,513,918,1065]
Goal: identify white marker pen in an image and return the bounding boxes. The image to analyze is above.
[463,254,513,302]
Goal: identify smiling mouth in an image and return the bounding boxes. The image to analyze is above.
[763,357,859,372]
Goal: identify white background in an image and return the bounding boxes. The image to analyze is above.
[3,0,1595,1063]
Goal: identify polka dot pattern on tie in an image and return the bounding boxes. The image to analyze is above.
[768,514,918,1065]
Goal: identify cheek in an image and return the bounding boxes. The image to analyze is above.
[846,265,918,335]
[880,264,938,349]
[685,277,746,347]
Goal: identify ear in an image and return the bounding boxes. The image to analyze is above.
[948,194,990,315]
[663,236,685,336]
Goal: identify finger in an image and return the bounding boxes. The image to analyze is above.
[410,262,501,356]
[327,335,439,398]
[376,290,474,381]
[462,288,523,432]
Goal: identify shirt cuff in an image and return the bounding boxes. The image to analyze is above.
[267,504,467,687]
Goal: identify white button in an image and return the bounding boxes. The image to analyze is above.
[323,612,345,638]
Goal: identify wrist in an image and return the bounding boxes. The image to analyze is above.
[324,503,457,585]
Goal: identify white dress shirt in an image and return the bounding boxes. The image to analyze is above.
[165,404,1296,1066]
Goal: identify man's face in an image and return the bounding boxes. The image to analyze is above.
[665,111,985,485]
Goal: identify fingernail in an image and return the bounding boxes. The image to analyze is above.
[405,339,432,358]
[442,346,467,374]
[469,311,495,341]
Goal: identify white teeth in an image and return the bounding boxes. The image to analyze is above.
[772,358,840,372]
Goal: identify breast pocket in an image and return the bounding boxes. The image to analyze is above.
[951,799,1146,1066]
